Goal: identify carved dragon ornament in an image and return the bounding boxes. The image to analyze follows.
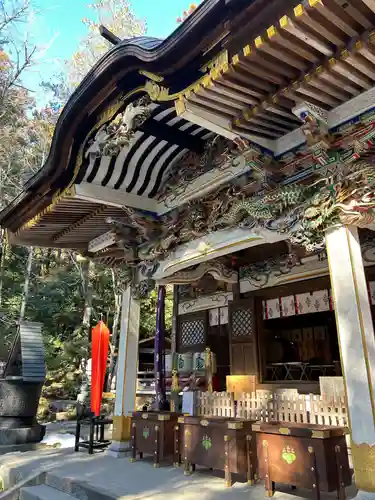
[102,160,375,289]
[88,96,375,283]
[157,134,265,203]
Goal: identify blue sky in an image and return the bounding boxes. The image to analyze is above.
[24,0,201,106]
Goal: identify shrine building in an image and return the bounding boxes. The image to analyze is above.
[2,0,375,496]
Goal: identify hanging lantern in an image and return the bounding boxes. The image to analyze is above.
[91,321,110,416]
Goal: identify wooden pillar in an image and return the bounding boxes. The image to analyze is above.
[108,286,140,457]
[170,285,181,412]
[171,285,178,353]
[325,225,375,498]
[154,285,167,410]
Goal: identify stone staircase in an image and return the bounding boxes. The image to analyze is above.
[0,446,119,500]
[20,485,74,500]
[1,452,359,500]
[3,467,117,500]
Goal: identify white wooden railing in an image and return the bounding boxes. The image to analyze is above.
[197,390,348,427]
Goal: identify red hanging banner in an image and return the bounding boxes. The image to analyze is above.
[91,321,110,416]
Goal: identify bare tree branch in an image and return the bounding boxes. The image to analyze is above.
[0,1,29,35]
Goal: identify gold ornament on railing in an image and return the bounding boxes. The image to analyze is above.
[170,368,180,412]
[171,369,180,392]
[205,347,213,393]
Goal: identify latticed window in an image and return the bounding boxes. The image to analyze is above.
[180,319,205,346]
[232,308,253,337]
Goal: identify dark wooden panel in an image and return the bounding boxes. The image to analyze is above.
[229,298,259,377]
[229,299,255,342]
[130,412,180,465]
[171,285,179,352]
[366,265,375,281]
[255,297,266,384]
[207,324,230,365]
[207,323,230,390]
[255,423,351,495]
[179,416,257,483]
[177,311,208,353]
[231,342,257,375]
[231,343,244,375]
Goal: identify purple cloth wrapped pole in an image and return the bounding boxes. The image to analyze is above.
[154,285,167,410]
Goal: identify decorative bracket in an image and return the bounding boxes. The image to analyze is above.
[292,102,331,166]
[88,231,116,253]
[85,96,151,159]
[131,279,156,300]
[157,261,238,285]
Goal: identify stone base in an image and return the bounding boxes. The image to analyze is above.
[0,423,46,446]
[106,440,131,458]
[354,491,375,500]
[0,441,40,456]
[112,415,131,442]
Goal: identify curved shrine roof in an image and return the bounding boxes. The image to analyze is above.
[3,0,375,270]
[0,0,272,232]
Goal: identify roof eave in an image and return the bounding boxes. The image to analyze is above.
[0,0,284,232]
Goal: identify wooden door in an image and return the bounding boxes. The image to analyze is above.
[207,323,230,390]
[229,299,258,376]
[177,311,207,352]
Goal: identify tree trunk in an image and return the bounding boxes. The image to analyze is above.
[19,247,34,321]
[106,268,121,391]
[0,162,11,308]
[41,248,52,277]
[82,259,93,332]
[0,231,7,307]
[77,258,93,404]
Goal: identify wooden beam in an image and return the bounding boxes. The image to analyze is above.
[99,25,121,45]
[139,118,205,154]
[176,99,239,140]
[89,231,117,253]
[74,183,160,212]
[279,15,333,57]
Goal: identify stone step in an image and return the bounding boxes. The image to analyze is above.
[0,442,40,456]
[45,470,116,500]
[20,485,76,500]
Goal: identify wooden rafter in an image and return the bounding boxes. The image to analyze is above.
[52,205,107,242]
[176,0,375,140]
